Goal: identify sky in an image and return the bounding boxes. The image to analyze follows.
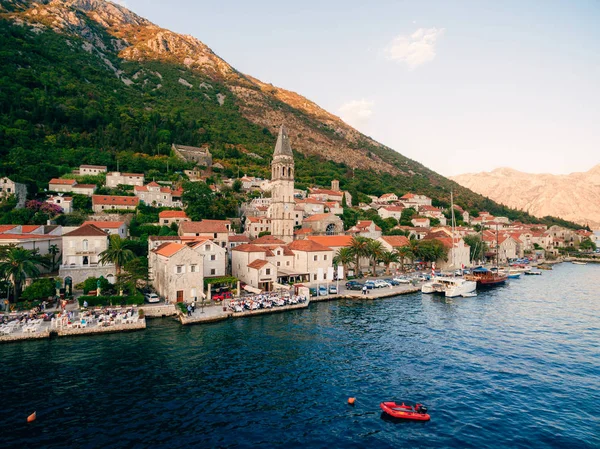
[116,0,600,177]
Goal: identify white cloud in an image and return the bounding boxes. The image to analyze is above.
[384,27,445,69]
[338,99,374,128]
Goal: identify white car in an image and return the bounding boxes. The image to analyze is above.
[145,293,160,303]
[374,280,391,288]
[393,277,411,284]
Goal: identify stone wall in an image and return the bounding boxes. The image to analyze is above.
[141,305,177,318]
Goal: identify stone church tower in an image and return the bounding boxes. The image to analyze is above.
[269,125,295,242]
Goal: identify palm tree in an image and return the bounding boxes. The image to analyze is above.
[396,246,414,272]
[48,244,60,271]
[333,247,354,279]
[379,250,400,275]
[348,236,370,278]
[0,245,50,302]
[99,235,135,276]
[366,239,385,276]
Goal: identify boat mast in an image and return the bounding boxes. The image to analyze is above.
[450,190,456,275]
[496,222,499,268]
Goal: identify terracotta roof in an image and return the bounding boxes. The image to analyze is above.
[355,220,382,231]
[0,225,17,233]
[82,221,125,229]
[380,193,396,199]
[309,188,342,196]
[296,197,325,204]
[287,239,332,252]
[229,235,250,242]
[154,242,186,257]
[382,206,404,212]
[419,205,440,212]
[73,184,97,190]
[0,233,58,241]
[20,225,41,233]
[412,218,429,222]
[49,178,76,185]
[400,193,415,199]
[47,196,72,202]
[147,181,161,187]
[304,213,336,222]
[231,243,267,253]
[63,224,108,237]
[180,220,230,234]
[108,172,143,177]
[92,195,139,206]
[148,236,181,242]
[251,235,286,245]
[247,259,270,269]
[80,165,106,169]
[159,210,188,219]
[307,235,353,247]
[295,228,314,235]
[380,236,410,248]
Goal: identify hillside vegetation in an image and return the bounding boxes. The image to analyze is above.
[0,0,583,229]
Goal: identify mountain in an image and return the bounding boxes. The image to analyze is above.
[451,165,600,229]
[0,0,584,229]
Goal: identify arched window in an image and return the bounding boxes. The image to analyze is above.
[82,239,88,251]
[326,223,336,235]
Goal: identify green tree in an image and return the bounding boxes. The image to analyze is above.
[348,236,370,278]
[396,246,414,272]
[579,238,597,251]
[463,235,487,263]
[0,246,50,302]
[366,239,385,275]
[48,244,60,271]
[333,247,354,278]
[181,181,214,221]
[400,208,417,226]
[232,179,242,193]
[99,235,135,276]
[416,239,448,265]
[379,250,400,275]
[21,278,56,301]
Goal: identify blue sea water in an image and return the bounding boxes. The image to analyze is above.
[1,263,599,448]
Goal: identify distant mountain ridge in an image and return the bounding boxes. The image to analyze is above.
[451,165,600,229]
[0,0,585,230]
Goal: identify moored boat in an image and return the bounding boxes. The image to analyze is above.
[524,270,542,275]
[380,401,430,421]
[464,267,508,286]
[421,276,477,298]
[572,261,587,265]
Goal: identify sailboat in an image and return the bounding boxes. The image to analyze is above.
[421,191,477,298]
[465,224,508,286]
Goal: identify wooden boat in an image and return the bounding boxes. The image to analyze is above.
[524,270,542,276]
[538,264,553,270]
[464,267,507,286]
[572,261,587,265]
[380,401,430,421]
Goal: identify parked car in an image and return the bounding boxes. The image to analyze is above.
[213,291,232,302]
[364,280,375,289]
[329,285,338,294]
[346,282,364,291]
[374,280,391,288]
[393,277,411,284]
[309,287,318,297]
[318,286,328,296]
[385,278,400,286]
[345,280,361,289]
[144,293,160,303]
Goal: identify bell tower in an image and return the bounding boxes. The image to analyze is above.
[269,125,295,242]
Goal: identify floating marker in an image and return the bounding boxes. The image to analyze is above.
[27,411,36,423]
[348,397,356,405]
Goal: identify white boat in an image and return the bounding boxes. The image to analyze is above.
[461,292,477,298]
[572,261,587,265]
[421,277,477,298]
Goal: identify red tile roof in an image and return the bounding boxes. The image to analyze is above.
[82,221,125,229]
[80,165,107,169]
[63,224,108,237]
[247,259,270,269]
[288,239,333,252]
[154,242,186,257]
[307,235,354,247]
[303,213,336,222]
[251,235,287,245]
[0,225,17,233]
[380,236,410,248]
[159,210,188,219]
[229,235,250,242]
[231,243,267,253]
[49,178,76,186]
[180,220,230,234]
[92,195,139,206]
[20,225,41,233]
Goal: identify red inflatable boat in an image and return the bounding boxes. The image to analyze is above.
[380,401,430,421]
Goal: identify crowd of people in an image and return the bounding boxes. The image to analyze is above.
[228,293,308,313]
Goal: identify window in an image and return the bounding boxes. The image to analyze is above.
[191,265,197,273]
[324,255,328,261]
[286,261,290,266]
[213,233,217,238]
[266,268,271,275]
[205,244,210,251]
[277,250,281,255]
[313,274,317,281]
[277,262,280,267]
[313,255,318,261]
[82,240,88,251]
[210,268,216,275]
[176,265,184,274]
[210,255,216,261]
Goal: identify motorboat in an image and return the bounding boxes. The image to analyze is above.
[524,270,542,276]
[572,261,587,265]
[461,292,477,297]
[464,267,507,286]
[421,276,477,298]
[380,401,430,421]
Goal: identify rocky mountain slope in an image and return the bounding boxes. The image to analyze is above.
[0,0,585,229]
[451,165,600,229]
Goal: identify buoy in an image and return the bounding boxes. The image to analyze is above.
[348,397,356,405]
[27,411,36,423]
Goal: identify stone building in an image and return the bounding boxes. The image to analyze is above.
[59,224,116,285]
[79,165,107,175]
[134,182,183,208]
[158,210,190,227]
[268,125,296,243]
[92,195,139,213]
[172,143,213,167]
[106,172,145,188]
[82,221,128,239]
[149,243,204,303]
[46,195,72,214]
[0,177,27,208]
[301,213,344,236]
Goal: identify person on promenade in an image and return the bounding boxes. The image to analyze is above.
[187,304,192,317]
[191,300,196,313]
[362,285,367,295]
